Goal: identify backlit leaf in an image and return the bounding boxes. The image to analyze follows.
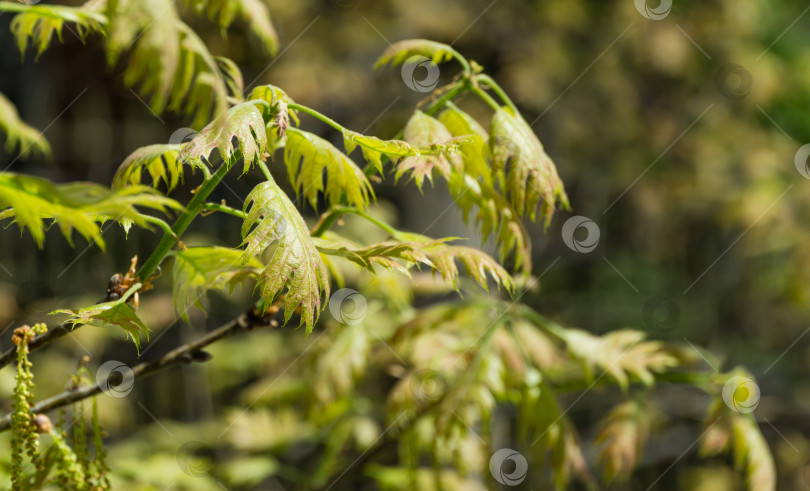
[169,246,263,322]
[52,283,149,352]
[8,2,105,58]
[112,144,189,191]
[490,107,569,224]
[178,102,267,173]
[284,128,373,210]
[374,39,455,68]
[184,0,279,55]
[396,111,460,188]
[0,173,182,249]
[0,92,51,159]
[241,178,330,332]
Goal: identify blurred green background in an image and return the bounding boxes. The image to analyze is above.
[1,0,810,489]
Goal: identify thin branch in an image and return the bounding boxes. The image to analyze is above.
[0,299,284,433]
[0,322,77,371]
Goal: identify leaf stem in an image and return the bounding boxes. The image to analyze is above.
[310,206,399,238]
[469,84,502,112]
[201,202,247,220]
[475,74,518,114]
[136,161,231,280]
[287,104,346,133]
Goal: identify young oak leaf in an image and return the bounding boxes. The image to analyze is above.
[9,2,106,59]
[169,246,264,322]
[426,244,515,293]
[178,101,267,174]
[184,0,279,55]
[374,39,455,68]
[700,397,776,491]
[313,232,446,277]
[52,283,149,353]
[241,178,330,332]
[594,399,658,482]
[112,144,190,192]
[0,92,51,159]
[397,111,461,189]
[439,103,533,272]
[490,107,569,225]
[0,173,182,249]
[559,329,679,389]
[284,128,373,210]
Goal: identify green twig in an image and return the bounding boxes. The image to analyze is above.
[136,161,232,280]
[201,202,247,220]
[310,206,399,238]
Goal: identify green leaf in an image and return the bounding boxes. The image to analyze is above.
[241,178,330,332]
[105,0,239,128]
[701,397,776,491]
[0,173,183,249]
[52,283,149,352]
[178,102,267,174]
[490,107,569,224]
[316,230,513,293]
[111,144,189,191]
[169,246,263,322]
[184,0,279,55]
[284,128,373,210]
[594,399,656,482]
[439,104,533,272]
[559,329,678,389]
[396,111,461,188]
[7,2,106,58]
[426,244,515,293]
[314,232,444,277]
[374,39,455,68]
[0,92,51,159]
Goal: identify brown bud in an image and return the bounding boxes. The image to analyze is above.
[33,414,52,434]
